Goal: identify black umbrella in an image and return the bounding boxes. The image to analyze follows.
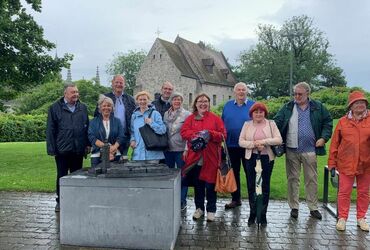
[254,152,263,227]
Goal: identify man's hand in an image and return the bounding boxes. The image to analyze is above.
[315,138,326,147]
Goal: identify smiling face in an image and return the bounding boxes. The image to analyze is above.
[252,109,266,123]
[100,101,113,117]
[64,86,79,104]
[234,84,247,102]
[161,82,174,100]
[350,100,367,115]
[137,94,149,110]
[111,75,125,95]
[195,96,210,115]
[171,96,183,110]
[293,86,309,106]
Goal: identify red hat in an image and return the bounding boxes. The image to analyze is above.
[347,91,368,108]
[249,102,268,117]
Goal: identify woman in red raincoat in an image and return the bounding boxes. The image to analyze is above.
[181,93,226,222]
[328,90,370,232]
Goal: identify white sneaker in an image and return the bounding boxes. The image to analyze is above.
[192,208,204,220]
[336,218,346,231]
[207,212,215,222]
[357,218,369,232]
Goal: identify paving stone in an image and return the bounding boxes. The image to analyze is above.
[1,191,370,250]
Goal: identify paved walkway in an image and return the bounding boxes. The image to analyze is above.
[0,191,369,249]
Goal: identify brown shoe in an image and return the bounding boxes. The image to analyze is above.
[225,201,242,209]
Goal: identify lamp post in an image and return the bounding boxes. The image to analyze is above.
[282,31,303,97]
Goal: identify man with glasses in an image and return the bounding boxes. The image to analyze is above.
[274,82,333,220]
[222,82,255,209]
[152,81,174,117]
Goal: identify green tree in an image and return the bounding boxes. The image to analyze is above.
[17,80,109,116]
[237,15,346,98]
[106,50,146,95]
[0,0,72,100]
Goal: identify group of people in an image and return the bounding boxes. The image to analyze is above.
[46,76,369,232]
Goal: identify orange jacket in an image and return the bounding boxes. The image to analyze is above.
[328,110,370,176]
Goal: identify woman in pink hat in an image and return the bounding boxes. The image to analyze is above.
[328,90,370,231]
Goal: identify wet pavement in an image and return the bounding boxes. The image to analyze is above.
[0,191,369,249]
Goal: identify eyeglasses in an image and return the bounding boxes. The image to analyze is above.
[293,92,306,96]
[197,100,209,104]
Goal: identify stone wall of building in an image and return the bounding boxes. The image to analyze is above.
[136,39,235,109]
[201,83,234,107]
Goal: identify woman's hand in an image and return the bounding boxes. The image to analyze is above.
[182,150,188,160]
[95,139,105,148]
[130,141,137,149]
[144,118,152,124]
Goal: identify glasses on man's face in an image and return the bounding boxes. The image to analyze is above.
[294,92,306,97]
[197,100,209,104]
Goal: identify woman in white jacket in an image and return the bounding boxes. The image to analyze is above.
[239,102,282,227]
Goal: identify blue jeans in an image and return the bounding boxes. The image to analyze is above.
[164,151,188,206]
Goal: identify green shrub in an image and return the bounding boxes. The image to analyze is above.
[0,114,46,142]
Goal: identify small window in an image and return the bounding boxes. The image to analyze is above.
[189,93,193,106]
[160,54,162,59]
[213,95,216,106]
[228,96,232,100]
[153,54,155,59]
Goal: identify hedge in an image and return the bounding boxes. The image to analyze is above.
[0,114,47,142]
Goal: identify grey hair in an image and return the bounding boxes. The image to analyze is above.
[98,94,114,111]
[294,82,311,94]
[64,83,76,93]
[169,92,184,103]
[233,82,248,92]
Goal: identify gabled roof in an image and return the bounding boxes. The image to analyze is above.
[157,38,197,79]
[156,36,236,87]
[174,36,236,86]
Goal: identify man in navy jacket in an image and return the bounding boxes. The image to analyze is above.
[46,83,89,212]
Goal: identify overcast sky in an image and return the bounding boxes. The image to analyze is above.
[32,0,370,91]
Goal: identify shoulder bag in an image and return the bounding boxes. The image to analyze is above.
[139,109,168,151]
[268,120,285,157]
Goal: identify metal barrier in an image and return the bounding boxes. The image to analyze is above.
[323,165,338,218]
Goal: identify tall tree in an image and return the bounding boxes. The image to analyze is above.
[237,15,346,98]
[106,50,146,95]
[0,0,72,100]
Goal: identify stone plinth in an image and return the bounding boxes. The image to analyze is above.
[59,169,181,250]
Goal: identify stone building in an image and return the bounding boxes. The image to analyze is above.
[135,36,237,109]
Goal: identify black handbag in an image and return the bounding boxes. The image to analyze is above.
[139,109,168,151]
[268,120,285,157]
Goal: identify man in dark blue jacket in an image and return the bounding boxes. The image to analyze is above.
[94,75,136,156]
[152,81,173,117]
[46,83,90,212]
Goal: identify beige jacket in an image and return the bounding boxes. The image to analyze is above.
[238,119,283,161]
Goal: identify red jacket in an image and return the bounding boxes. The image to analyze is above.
[328,110,370,176]
[181,111,226,184]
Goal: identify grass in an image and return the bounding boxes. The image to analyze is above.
[0,141,342,202]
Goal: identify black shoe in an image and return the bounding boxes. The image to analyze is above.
[225,201,242,209]
[55,203,60,212]
[260,216,267,227]
[248,215,256,226]
[290,209,298,219]
[310,210,322,220]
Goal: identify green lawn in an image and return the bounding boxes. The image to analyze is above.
[0,141,341,202]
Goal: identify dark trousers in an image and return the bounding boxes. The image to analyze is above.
[55,154,83,203]
[228,147,248,202]
[245,153,274,217]
[164,151,188,205]
[192,165,217,212]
